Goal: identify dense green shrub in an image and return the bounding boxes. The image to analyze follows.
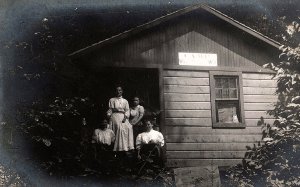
[224,20,300,187]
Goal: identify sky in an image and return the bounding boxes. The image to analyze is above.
[1,0,298,43]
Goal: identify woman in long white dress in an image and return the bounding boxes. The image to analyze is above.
[107,86,134,152]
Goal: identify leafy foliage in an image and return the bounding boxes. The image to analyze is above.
[0,164,30,187]
[18,96,99,175]
[224,19,300,187]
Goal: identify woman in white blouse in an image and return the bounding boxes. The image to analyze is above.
[107,86,134,152]
[92,119,115,146]
[136,119,164,161]
[129,96,145,146]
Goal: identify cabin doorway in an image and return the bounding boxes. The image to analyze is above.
[92,67,160,124]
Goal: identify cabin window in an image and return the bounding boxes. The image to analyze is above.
[210,71,245,128]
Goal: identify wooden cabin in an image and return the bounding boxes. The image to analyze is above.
[69,4,280,167]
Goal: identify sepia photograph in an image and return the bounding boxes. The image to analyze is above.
[0,0,300,186]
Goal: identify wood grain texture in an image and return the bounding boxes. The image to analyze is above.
[164,77,209,86]
[166,150,246,159]
[167,142,258,151]
[245,119,275,126]
[164,93,211,101]
[164,85,210,93]
[243,79,277,88]
[165,126,262,135]
[163,70,209,77]
[166,134,262,143]
[243,87,276,95]
[165,118,212,126]
[165,110,211,118]
[245,111,274,119]
[163,65,274,73]
[165,102,211,110]
[117,16,276,72]
[244,95,277,103]
[244,103,275,111]
[167,159,242,167]
[242,73,275,80]
[91,11,277,74]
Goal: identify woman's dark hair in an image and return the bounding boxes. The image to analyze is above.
[142,115,154,123]
[133,96,145,105]
[115,84,123,90]
[98,119,108,130]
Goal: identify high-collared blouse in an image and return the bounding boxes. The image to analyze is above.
[136,129,164,149]
[107,96,130,118]
[93,128,115,145]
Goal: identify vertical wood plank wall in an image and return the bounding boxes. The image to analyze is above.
[93,14,276,70]
[86,10,279,168]
[164,70,277,167]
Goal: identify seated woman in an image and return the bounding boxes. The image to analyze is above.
[92,119,115,151]
[136,119,165,167]
[92,119,116,171]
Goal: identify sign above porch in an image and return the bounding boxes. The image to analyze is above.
[178,52,218,66]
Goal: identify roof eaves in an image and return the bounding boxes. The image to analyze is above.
[68,4,282,58]
[68,4,203,58]
[200,4,282,48]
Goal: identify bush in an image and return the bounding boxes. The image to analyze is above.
[224,118,300,187]
[19,96,99,175]
[224,20,300,187]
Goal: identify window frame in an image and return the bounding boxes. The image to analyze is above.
[210,71,245,129]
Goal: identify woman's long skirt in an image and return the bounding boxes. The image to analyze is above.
[110,113,134,151]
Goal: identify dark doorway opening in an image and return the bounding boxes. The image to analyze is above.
[91,67,160,124]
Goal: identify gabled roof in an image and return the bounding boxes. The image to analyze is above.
[68,4,281,58]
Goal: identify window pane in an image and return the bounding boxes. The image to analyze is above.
[216,101,240,123]
[222,88,229,98]
[229,78,237,88]
[222,78,229,88]
[216,88,222,98]
[215,76,239,99]
[215,78,222,88]
[229,89,238,98]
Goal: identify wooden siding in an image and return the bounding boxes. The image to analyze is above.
[164,85,210,94]
[164,93,210,102]
[141,30,264,68]
[164,77,210,85]
[165,127,262,134]
[167,142,258,151]
[84,12,279,168]
[245,119,275,126]
[165,102,211,110]
[167,159,242,167]
[164,70,211,127]
[165,118,212,126]
[167,151,246,159]
[89,12,277,72]
[166,135,262,143]
[242,73,277,127]
[165,70,277,167]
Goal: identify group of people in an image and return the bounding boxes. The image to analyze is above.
[92,86,164,166]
